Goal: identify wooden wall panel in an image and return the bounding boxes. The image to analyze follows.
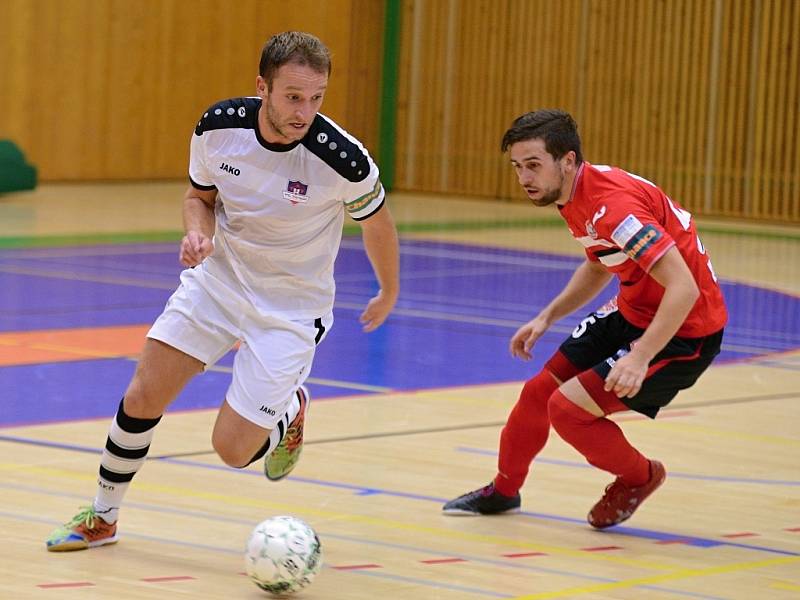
[3,0,797,220]
[345,0,386,157]
[0,0,382,181]
[394,0,800,221]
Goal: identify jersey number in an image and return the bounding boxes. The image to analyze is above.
[597,165,718,282]
[572,309,615,339]
[665,197,717,282]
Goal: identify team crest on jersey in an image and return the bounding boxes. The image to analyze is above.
[283,180,309,205]
[592,205,607,224]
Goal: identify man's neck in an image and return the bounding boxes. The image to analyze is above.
[558,162,584,206]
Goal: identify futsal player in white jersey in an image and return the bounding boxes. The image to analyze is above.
[46,31,400,551]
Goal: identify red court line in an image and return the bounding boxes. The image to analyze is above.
[655,539,693,545]
[784,527,800,532]
[581,546,623,552]
[141,575,196,583]
[502,551,547,558]
[420,557,468,565]
[721,532,760,538]
[37,582,95,588]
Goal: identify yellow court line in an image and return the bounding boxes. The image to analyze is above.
[14,464,676,571]
[770,581,800,591]
[507,555,800,599]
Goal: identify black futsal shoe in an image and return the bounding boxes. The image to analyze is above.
[442,482,521,516]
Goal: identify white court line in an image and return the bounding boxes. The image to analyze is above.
[201,362,391,394]
[340,238,580,270]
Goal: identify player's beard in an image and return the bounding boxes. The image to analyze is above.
[530,168,566,207]
[531,187,561,207]
[264,99,301,143]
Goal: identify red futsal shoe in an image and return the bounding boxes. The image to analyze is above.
[587,460,666,529]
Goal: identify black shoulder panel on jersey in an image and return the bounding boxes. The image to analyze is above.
[194,97,260,136]
[302,115,371,182]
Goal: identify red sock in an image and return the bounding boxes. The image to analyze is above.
[493,371,559,496]
[548,390,650,486]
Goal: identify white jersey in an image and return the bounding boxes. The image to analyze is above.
[188,97,385,319]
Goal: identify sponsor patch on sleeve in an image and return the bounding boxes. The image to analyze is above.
[345,179,383,214]
[622,224,662,260]
[610,214,644,247]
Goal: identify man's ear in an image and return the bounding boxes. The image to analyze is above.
[256,76,268,98]
[563,150,577,170]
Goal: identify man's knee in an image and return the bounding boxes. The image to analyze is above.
[517,370,560,409]
[212,429,265,468]
[122,383,168,420]
[124,339,202,418]
[212,437,251,468]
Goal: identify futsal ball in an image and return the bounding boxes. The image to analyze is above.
[244,515,322,595]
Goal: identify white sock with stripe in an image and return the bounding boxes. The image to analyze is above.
[93,398,161,523]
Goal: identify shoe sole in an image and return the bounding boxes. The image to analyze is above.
[442,507,521,516]
[47,534,119,552]
[89,534,119,548]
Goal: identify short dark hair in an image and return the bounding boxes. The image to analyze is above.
[259,31,332,89]
[501,109,583,164]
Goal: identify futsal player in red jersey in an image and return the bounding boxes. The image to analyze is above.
[443,109,727,528]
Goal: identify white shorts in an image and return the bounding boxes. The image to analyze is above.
[147,268,332,429]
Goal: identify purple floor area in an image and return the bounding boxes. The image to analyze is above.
[1,239,798,426]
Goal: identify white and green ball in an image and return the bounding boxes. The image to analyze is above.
[244,516,322,595]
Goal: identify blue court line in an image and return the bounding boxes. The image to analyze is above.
[2,434,797,557]
[0,434,106,453]
[456,447,800,487]
[0,497,728,600]
[117,458,800,556]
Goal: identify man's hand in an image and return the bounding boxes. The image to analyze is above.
[359,289,397,332]
[179,230,214,267]
[604,349,650,398]
[509,314,551,360]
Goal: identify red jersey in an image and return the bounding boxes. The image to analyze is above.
[558,162,727,337]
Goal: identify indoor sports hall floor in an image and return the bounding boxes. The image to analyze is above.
[1,183,799,599]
